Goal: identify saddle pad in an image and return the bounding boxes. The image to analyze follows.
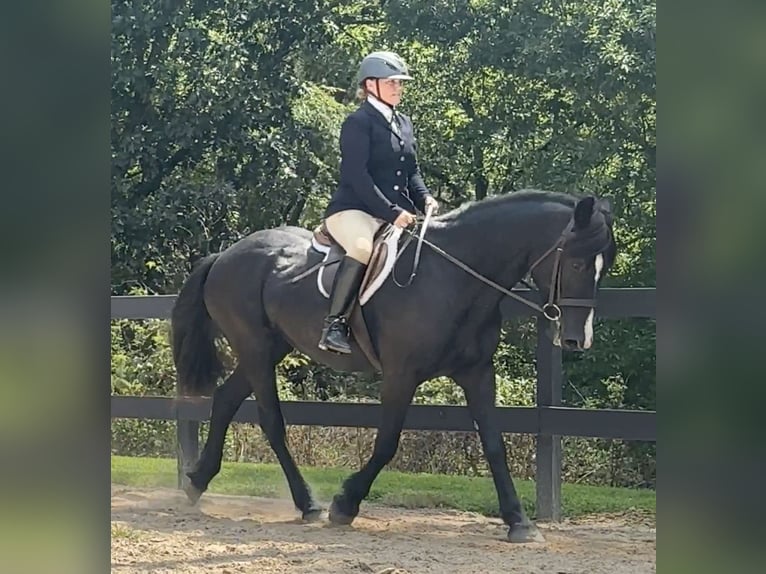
[312,226,403,305]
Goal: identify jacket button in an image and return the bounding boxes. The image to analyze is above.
[396,170,402,176]
[400,156,405,161]
[393,185,400,191]
[399,140,404,146]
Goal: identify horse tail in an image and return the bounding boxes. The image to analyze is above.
[171,253,224,397]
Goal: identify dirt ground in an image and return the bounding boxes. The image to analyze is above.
[111,485,655,574]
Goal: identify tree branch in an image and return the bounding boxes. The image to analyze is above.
[128,147,193,205]
[337,17,385,26]
[459,98,490,199]
[501,119,587,193]
[421,165,469,206]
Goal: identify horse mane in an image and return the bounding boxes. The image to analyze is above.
[437,189,578,224]
[436,189,616,265]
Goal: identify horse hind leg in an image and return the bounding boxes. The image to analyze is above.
[183,365,251,504]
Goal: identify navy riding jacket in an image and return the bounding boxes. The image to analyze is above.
[324,101,433,224]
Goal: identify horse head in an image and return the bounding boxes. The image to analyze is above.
[527,195,617,351]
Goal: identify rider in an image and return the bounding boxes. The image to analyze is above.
[318,50,439,355]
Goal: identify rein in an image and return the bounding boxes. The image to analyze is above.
[292,203,601,322]
[392,203,434,287]
[396,206,591,321]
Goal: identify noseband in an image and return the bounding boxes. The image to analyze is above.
[398,208,606,322]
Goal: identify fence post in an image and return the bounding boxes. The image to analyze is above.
[535,317,563,521]
[175,399,199,489]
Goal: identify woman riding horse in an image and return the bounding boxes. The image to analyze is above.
[318,50,440,355]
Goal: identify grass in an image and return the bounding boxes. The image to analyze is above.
[111,455,655,521]
[111,523,141,541]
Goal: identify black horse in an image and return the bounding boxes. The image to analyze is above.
[170,189,616,542]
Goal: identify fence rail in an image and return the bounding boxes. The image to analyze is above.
[111,287,655,320]
[112,396,655,441]
[110,288,655,521]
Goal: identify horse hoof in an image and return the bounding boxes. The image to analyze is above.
[183,482,204,505]
[182,473,205,505]
[328,498,356,525]
[302,506,324,523]
[507,522,545,543]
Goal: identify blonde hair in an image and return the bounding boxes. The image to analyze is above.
[355,85,367,101]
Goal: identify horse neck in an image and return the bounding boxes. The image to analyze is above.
[429,201,572,291]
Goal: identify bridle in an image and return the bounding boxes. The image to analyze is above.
[520,218,601,321]
[396,205,604,322]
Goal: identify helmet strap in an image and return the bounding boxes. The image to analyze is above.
[363,79,396,109]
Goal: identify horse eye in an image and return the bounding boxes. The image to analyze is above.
[571,261,585,272]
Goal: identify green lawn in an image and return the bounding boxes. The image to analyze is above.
[112,455,655,520]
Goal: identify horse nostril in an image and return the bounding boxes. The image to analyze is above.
[563,339,583,351]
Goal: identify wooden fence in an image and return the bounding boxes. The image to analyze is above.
[110,287,655,521]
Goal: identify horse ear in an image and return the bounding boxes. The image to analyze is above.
[574,196,596,228]
[596,197,614,225]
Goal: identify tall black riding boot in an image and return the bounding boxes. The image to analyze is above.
[318,256,367,354]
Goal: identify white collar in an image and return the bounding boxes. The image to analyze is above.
[366,94,395,122]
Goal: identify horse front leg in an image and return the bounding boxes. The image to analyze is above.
[184,366,251,503]
[454,361,545,543]
[329,374,419,525]
[245,359,323,521]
